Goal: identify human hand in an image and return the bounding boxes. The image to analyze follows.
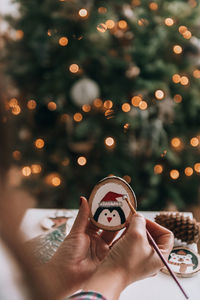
[83,213,174,300]
[42,196,118,298]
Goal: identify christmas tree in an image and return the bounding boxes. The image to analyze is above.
[3,0,200,209]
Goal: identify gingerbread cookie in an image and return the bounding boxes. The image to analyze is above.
[89,176,137,231]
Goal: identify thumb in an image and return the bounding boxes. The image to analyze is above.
[127,213,146,237]
[70,196,90,234]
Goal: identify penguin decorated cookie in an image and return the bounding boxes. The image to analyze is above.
[89,176,137,231]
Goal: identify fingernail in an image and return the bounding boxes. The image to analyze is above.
[79,196,83,206]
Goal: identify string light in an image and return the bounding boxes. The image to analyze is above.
[79,8,88,17]
[98,7,107,14]
[171,137,182,148]
[16,30,24,40]
[173,94,182,103]
[105,137,115,147]
[139,100,148,110]
[9,98,18,107]
[12,150,21,160]
[138,18,148,26]
[123,123,129,130]
[45,173,61,186]
[35,138,45,149]
[123,175,131,183]
[122,103,131,112]
[69,64,79,73]
[184,167,193,176]
[170,169,179,180]
[48,101,57,111]
[149,2,158,10]
[190,137,199,147]
[165,18,174,26]
[82,104,91,112]
[180,76,189,85]
[193,69,200,78]
[93,98,103,108]
[154,164,163,174]
[22,166,31,177]
[97,23,107,33]
[105,20,115,29]
[172,74,181,83]
[104,100,113,109]
[131,95,142,107]
[12,105,21,115]
[27,100,37,110]
[194,163,200,173]
[182,30,192,39]
[77,156,87,166]
[178,26,187,34]
[118,20,128,30]
[62,158,70,166]
[105,109,114,119]
[173,45,182,54]
[59,37,68,46]
[52,176,61,186]
[155,90,164,100]
[132,0,141,6]
[31,164,42,174]
[47,29,52,36]
[73,112,83,122]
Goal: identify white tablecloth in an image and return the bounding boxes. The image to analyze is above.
[20,209,200,300]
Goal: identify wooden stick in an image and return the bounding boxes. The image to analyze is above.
[124,197,189,300]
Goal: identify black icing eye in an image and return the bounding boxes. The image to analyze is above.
[113,214,116,217]
[104,213,107,216]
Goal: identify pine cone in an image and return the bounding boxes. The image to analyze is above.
[155,212,200,244]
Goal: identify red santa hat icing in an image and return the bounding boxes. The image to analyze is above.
[98,192,126,207]
[177,250,187,256]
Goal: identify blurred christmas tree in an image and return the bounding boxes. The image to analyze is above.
[3,0,200,209]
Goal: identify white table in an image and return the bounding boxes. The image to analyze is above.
[21,209,200,300]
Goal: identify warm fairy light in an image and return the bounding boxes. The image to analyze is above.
[165,18,174,26]
[170,169,179,180]
[31,164,42,174]
[154,164,163,174]
[139,100,148,110]
[62,158,70,166]
[47,29,52,36]
[105,109,114,119]
[132,0,141,6]
[194,163,200,173]
[193,69,200,78]
[183,30,192,39]
[173,45,182,54]
[105,137,115,147]
[73,112,83,122]
[173,94,182,103]
[149,2,158,10]
[122,103,131,112]
[184,167,193,176]
[123,123,129,130]
[131,96,142,107]
[69,64,79,73]
[155,90,164,100]
[82,104,91,112]
[105,20,115,29]
[123,175,131,183]
[138,19,147,26]
[179,26,187,34]
[9,98,18,107]
[48,101,57,111]
[172,74,181,83]
[118,20,128,30]
[35,138,45,149]
[52,176,61,186]
[59,37,68,46]
[180,76,189,86]
[22,166,31,177]
[12,150,21,160]
[98,7,107,14]
[16,30,24,40]
[12,105,21,115]
[27,100,37,110]
[77,156,87,166]
[93,98,103,108]
[97,23,107,33]
[190,137,199,147]
[79,8,88,17]
[171,137,181,148]
[104,100,113,109]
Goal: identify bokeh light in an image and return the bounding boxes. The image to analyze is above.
[173,94,182,103]
[27,100,37,110]
[35,138,45,149]
[123,175,131,183]
[139,100,148,110]
[171,137,181,148]
[194,163,200,173]
[104,100,113,109]
[73,113,83,122]
[22,166,31,177]
[184,167,193,176]
[59,37,68,46]
[82,104,91,112]
[149,2,158,10]
[172,74,181,83]
[131,96,142,107]
[12,150,22,160]
[118,20,128,30]
[31,164,42,174]
[155,90,164,100]
[173,45,182,54]
[180,76,189,86]
[154,164,163,174]
[105,137,115,147]
[105,20,115,29]
[170,169,180,179]
[165,18,174,26]
[193,69,200,78]
[79,8,88,17]
[190,137,199,147]
[93,98,103,108]
[97,23,107,33]
[77,156,87,166]
[122,103,131,112]
[69,64,79,73]
[48,101,57,111]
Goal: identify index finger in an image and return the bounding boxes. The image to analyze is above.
[146,219,174,254]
